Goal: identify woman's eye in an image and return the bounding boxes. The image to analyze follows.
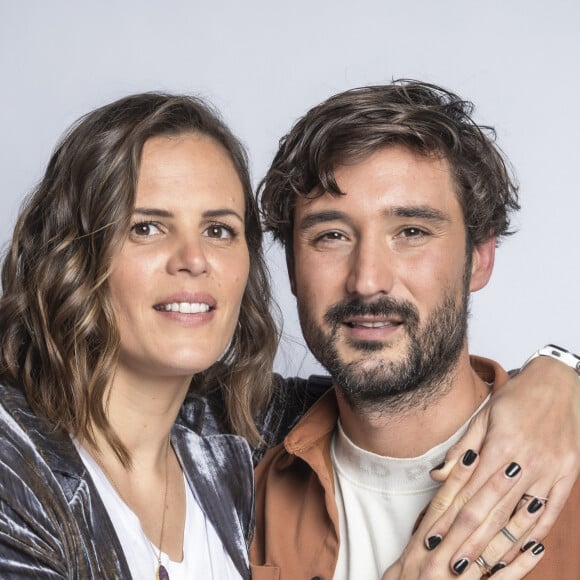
[130,222,162,237]
[204,224,235,239]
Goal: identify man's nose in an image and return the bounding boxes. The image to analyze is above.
[346,235,394,297]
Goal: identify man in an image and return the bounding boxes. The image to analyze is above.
[250,81,580,578]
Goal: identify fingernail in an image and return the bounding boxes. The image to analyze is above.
[462,449,477,466]
[425,534,442,550]
[430,461,445,473]
[521,540,536,552]
[505,462,521,478]
[527,498,543,513]
[531,543,545,556]
[490,562,506,574]
[452,558,469,574]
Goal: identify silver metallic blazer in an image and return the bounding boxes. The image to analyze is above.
[0,384,254,579]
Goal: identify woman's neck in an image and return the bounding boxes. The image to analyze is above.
[80,366,191,563]
[84,363,192,466]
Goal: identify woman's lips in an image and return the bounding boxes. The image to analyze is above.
[154,302,212,314]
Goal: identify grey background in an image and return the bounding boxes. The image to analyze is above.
[1,0,578,377]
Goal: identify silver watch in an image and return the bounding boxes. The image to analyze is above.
[524,344,580,376]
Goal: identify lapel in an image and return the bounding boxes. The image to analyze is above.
[172,423,253,580]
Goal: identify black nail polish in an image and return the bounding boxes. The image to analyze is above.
[462,449,477,466]
[521,540,536,552]
[527,498,543,513]
[505,462,521,478]
[452,558,469,574]
[430,461,445,472]
[490,562,506,574]
[425,535,442,550]
[532,543,545,555]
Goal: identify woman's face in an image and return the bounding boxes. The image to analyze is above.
[108,133,250,383]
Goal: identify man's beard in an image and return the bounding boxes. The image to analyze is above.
[298,275,471,415]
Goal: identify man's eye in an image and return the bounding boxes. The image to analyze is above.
[130,222,162,236]
[315,231,346,242]
[399,227,428,238]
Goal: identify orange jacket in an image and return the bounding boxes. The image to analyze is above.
[251,356,580,579]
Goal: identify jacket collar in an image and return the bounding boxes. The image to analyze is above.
[282,355,508,468]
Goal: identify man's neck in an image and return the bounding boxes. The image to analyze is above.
[335,351,490,458]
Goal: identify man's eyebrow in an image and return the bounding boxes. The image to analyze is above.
[297,206,449,231]
[297,210,349,232]
[389,205,450,223]
[132,207,244,221]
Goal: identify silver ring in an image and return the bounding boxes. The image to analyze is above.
[522,493,549,504]
[500,526,518,543]
[475,555,492,575]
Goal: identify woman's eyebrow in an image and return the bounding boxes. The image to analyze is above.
[132,208,244,221]
[133,207,174,218]
[202,208,244,222]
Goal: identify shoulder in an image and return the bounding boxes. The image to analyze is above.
[0,383,82,479]
[0,385,128,577]
[0,383,97,513]
[0,384,62,471]
[253,374,333,461]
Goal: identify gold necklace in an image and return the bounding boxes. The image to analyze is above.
[92,440,171,580]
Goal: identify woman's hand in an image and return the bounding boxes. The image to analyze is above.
[382,451,546,579]
[423,356,580,569]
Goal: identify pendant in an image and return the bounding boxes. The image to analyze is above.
[156,564,169,580]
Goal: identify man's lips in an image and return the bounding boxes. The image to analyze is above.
[342,317,403,329]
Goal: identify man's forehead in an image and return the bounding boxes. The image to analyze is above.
[294,148,458,217]
[305,144,453,193]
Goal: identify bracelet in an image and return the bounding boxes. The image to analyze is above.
[524,344,580,376]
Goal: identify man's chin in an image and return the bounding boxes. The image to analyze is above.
[335,340,408,368]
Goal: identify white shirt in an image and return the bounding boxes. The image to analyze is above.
[76,442,242,579]
[332,395,490,580]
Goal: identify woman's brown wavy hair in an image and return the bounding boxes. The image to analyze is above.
[0,93,278,462]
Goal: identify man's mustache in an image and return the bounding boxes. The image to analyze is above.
[324,297,420,329]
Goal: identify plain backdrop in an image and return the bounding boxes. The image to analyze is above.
[1,0,578,377]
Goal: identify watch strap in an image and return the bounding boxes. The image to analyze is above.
[524,344,580,376]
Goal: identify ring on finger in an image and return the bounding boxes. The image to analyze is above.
[500,526,518,543]
[522,493,549,504]
[475,555,492,576]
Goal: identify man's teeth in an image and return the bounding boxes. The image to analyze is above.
[348,321,394,328]
[161,302,211,314]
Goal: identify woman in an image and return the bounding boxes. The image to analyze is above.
[0,93,277,578]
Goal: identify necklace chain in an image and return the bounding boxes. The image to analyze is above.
[91,439,171,578]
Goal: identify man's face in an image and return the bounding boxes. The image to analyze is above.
[291,145,493,412]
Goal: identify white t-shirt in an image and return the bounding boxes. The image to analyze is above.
[332,395,490,580]
[76,443,242,580]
